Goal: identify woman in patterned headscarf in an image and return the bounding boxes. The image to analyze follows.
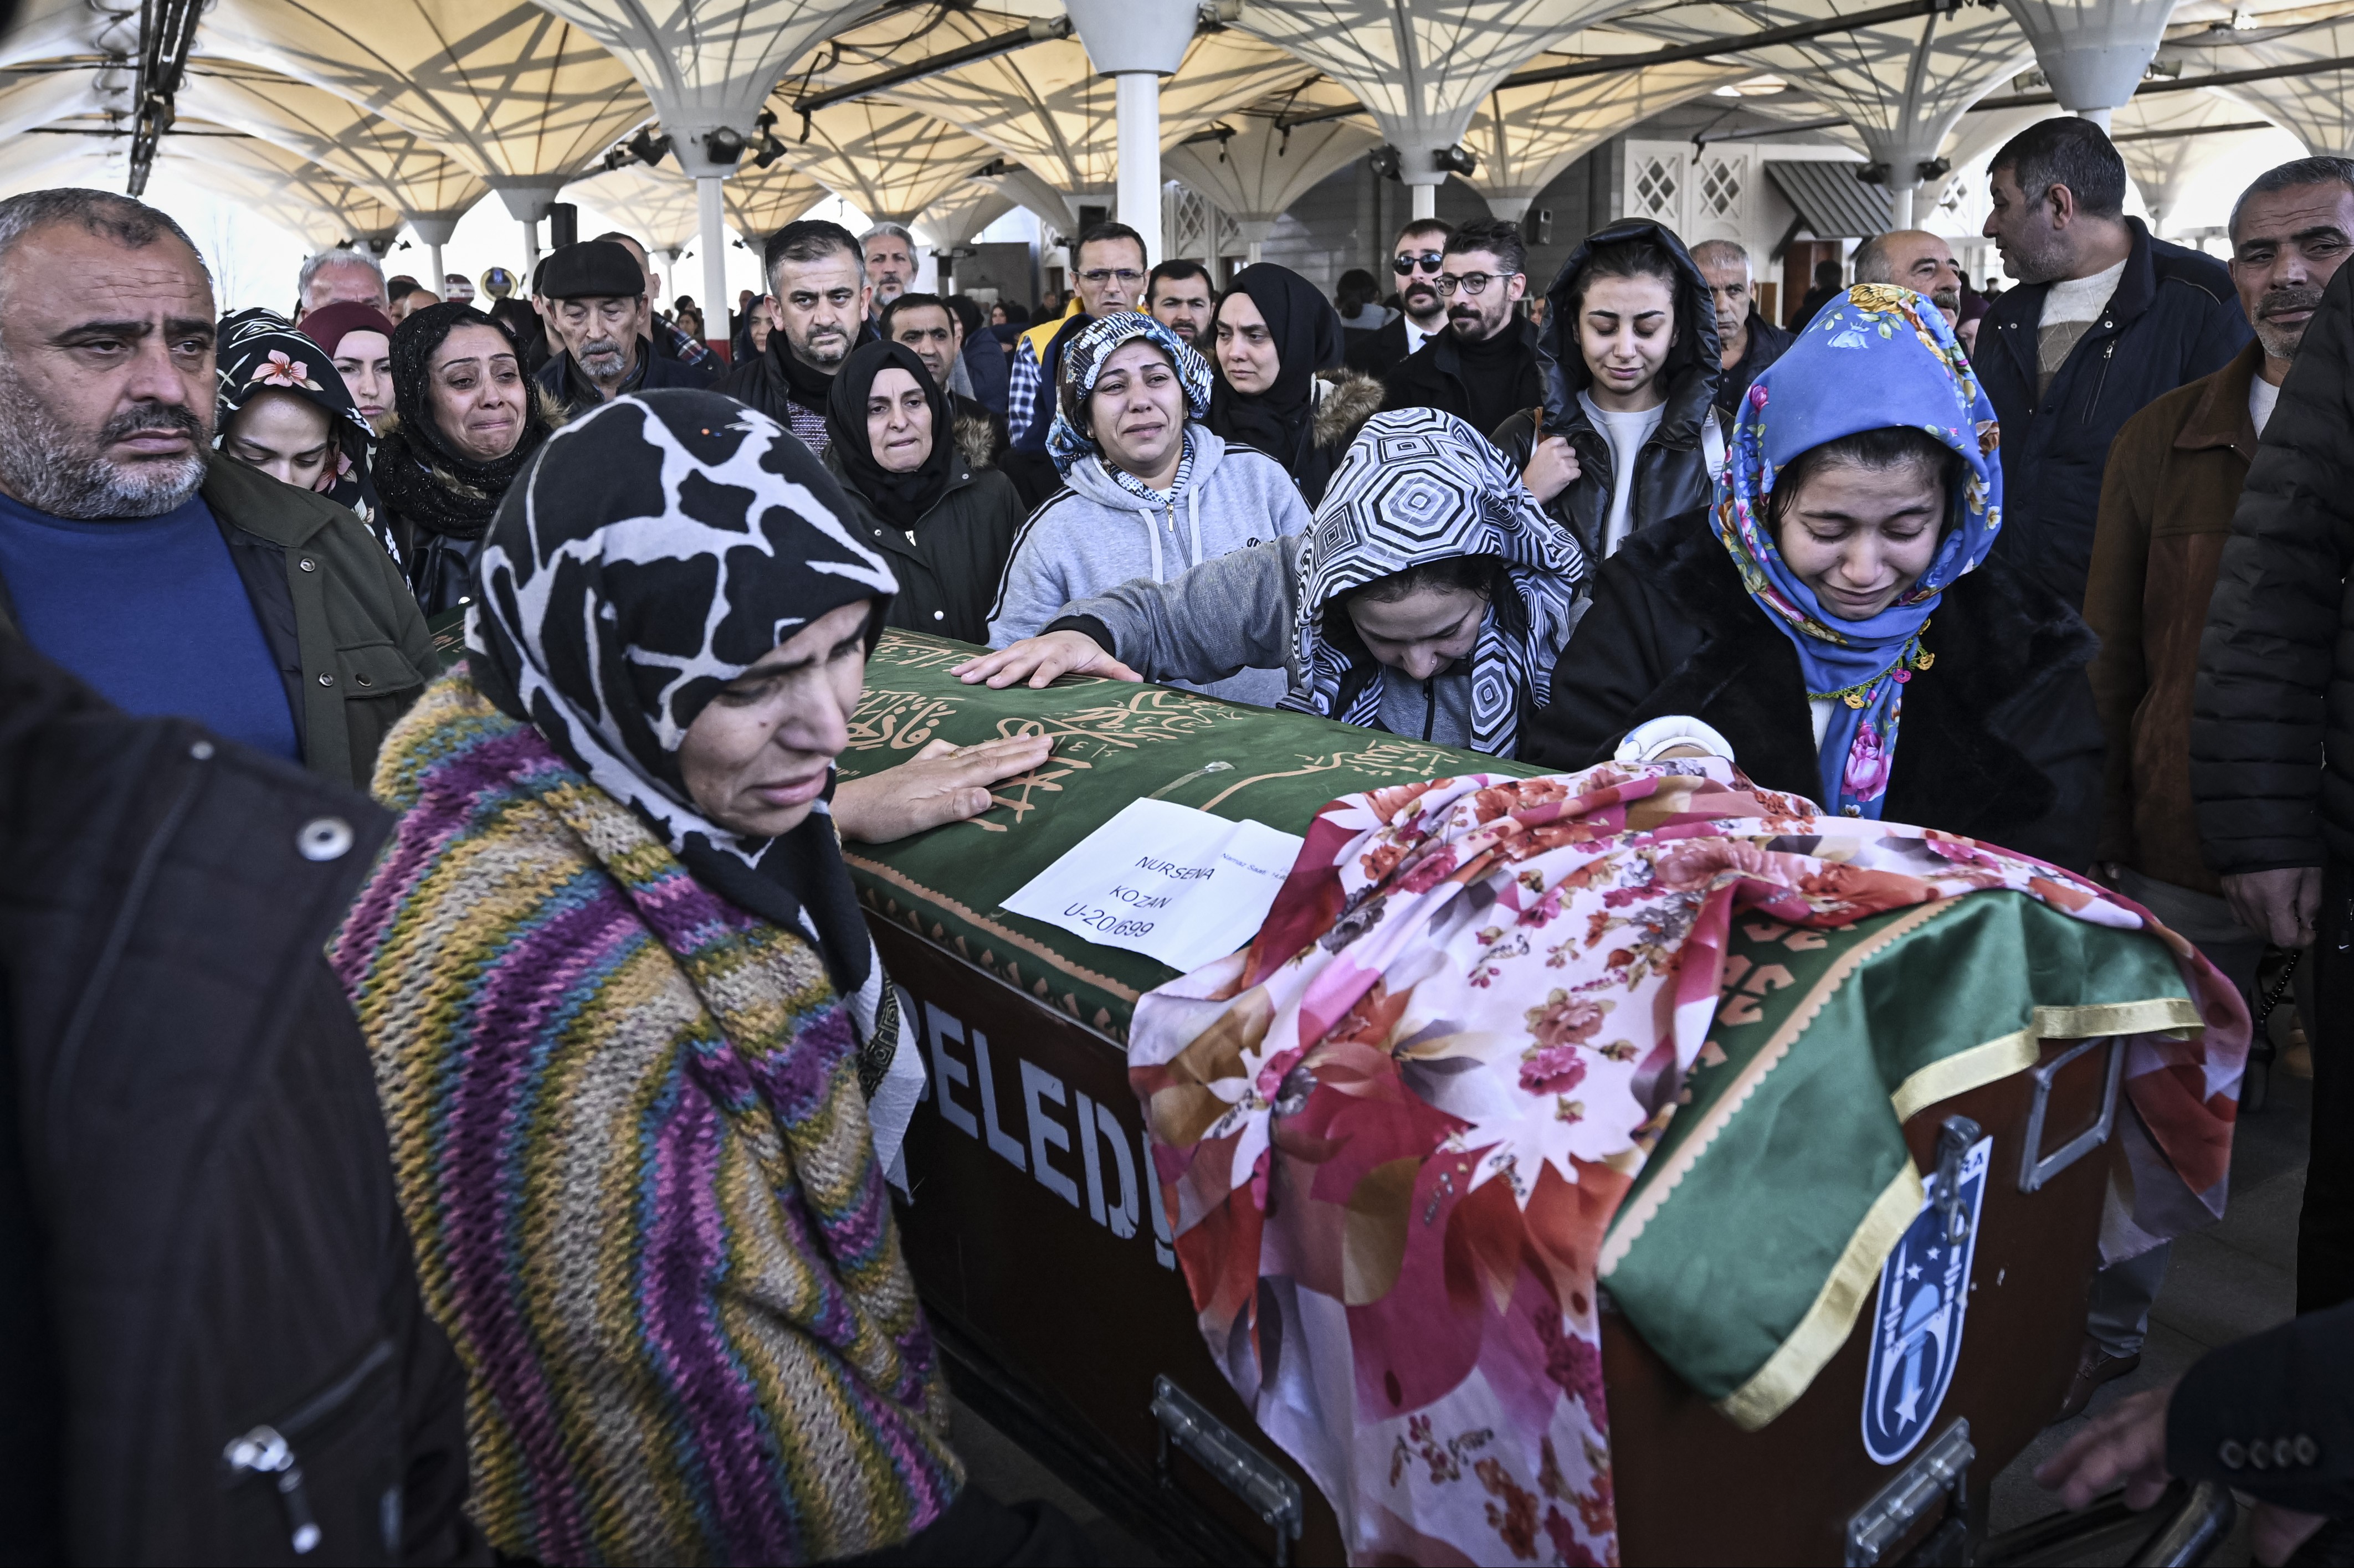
[957,406,1589,758]
[1529,284,2102,869]
[331,388,1078,1566]
[985,311,1315,706]
[214,307,385,551]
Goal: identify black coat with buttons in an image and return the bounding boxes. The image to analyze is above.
[2170,1298,2354,1514]
[1525,510,2105,870]
[823,449,1025,646]
[1977,218,2248,608]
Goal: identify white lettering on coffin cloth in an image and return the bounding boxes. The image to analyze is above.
[913,992,1170,1267]
[1862,1135,1991,1465]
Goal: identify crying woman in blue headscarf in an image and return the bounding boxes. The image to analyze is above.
[1529,284,2103,871]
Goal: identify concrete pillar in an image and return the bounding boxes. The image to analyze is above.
[1890,186,1916,229]
[1233,217,1276,268]
[697,175,729,356]
[490,178,562,277]
[1065,0,1196,261]
[407,213,460,301]
[1409,182,1438,222]
[1487,194,1535,222]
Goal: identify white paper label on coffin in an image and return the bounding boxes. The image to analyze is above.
[999,798,1305,973]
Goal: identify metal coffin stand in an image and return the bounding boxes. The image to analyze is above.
[880,920,2219,1567]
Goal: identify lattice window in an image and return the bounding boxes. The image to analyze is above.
[1698,157,1742,218]
[1165,181,1216,264]
[1633,154,1681,219]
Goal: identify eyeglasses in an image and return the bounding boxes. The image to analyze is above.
[1434,271,1512,297]
[1393,250,1444,275]
[1079,268,1145,286]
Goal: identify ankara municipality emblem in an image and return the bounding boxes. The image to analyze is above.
[1861,1134,1991,1465]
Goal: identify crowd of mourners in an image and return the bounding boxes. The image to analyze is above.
[5,111,2354,1564]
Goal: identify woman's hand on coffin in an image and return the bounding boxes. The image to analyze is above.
[2034,1384,2174,1511]
[953,631,1143,690]
[833,734,1057,843]
[1522,434,1580,504]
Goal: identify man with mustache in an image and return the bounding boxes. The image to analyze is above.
[2072,157,2354,1427]
[0,187,432,789]
[2191,158,2354,1341]
[1346,218,1452,378]
[1853,229,1966,327]
[1694,237,1793,423]
[1977,117,2249,608]
[1377,217,1544,442]
[719,218,871,457]
[532,239,713,420]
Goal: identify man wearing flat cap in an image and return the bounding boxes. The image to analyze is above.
[532,239,715,418]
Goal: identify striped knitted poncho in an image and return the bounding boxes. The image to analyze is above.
[333,670,961,1565]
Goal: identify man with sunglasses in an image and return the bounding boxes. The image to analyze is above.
[1378,218,1545,445]
[1346,219,1453,377]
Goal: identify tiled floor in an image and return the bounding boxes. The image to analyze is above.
[945,1065,2314,1567]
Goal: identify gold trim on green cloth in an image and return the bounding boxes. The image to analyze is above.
[1599,898,1962,1276]
[1888,998,2201,1122]
[1716,1165,1924,1430]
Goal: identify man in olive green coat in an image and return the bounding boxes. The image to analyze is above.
[0,188,429,791]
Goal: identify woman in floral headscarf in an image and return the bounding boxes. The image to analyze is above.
[215,307,386,552]
[1531,284,2102,869]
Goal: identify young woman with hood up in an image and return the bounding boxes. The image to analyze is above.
[1530,285,2101,869]
[957,407,1589,760]
[1494,218,1726,561]
[984,312,1313,705]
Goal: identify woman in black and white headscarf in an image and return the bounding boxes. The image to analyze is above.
[958,407,1588,759]
[215,307,386,549]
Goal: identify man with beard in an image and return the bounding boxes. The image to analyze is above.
[881,291,1007,467]
[531,240,711,420]
[719,218,870,456]
[1146,259,1214,346]
[1378,217,1543,437]
[595,230,717,373]
[2073,157,2354,1421]
[1978,117,2248,606]
[863,223,919,310]
[1854,229,1966,327]
[1346,218,1452,377]
[1693,237,1792,423]
[0,188,432,789]
[2192,160,2354,1340]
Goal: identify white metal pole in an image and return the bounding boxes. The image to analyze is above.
[427,243,445,294]
[1115,71,1162,260]
[2075,106,2114,130]
[1890,186,1915,230]
[521,220,540,271]
[1410,182,1437,222]
[698,174,730,356]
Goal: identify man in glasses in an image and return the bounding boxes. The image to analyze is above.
[1378,217,1544,444]
[1006,221,1150,488]
[1346,218,1453,377]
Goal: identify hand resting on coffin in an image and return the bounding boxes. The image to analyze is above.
[953,630,1145,690]
[833,733,1056,844]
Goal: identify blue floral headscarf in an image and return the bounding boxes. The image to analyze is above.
[1045,312,1213,480]
[1716,284,2002,819]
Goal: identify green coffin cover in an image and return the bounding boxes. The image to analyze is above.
[843,631,2197,1419]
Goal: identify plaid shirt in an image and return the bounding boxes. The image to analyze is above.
[657,316,716,369]
[1006,335,1043,443]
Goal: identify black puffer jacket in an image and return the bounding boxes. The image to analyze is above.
[2192,258,2354,874]
[1528,513,2104,870]
[1491,218,1723,561]
[1377,316,1545,426]
[0,635,472,1562]
[1978,218,2248,606]
[824,449,1025,646]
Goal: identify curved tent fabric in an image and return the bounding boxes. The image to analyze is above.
[526,0,874,141]
[1612,0,2034,201]
[0,0,131,70]
[0,68,122,142]
[1232,0,1640,167]
[177,58,489,222]
[2185,11,2354,153]
[1163,94,1381,227]
[914,185,1014,248]
[162,124,409,248]
[198,0,653,183]
[2109,88,2295,223]
[769,96,1003,227]
[721,159,828,238]
[870,23,1312,195]
[1464,54,1750,211]
[566,163,706,253]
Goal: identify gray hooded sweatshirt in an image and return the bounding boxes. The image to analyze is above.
[985,425,1312,706]
[1045,534,1483,750]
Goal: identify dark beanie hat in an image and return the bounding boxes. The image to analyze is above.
[539,240,645,301]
